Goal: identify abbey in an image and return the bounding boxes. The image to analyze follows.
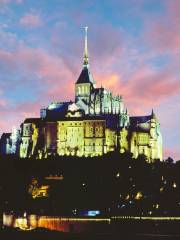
[0,28,163,162]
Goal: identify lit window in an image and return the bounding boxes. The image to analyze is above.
[116,173,120,178]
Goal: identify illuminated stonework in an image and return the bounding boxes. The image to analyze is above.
[0,127,20,155]
[2,28,163,162]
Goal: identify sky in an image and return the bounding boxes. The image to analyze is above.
[0,0,179,160]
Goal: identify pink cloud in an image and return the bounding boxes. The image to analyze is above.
[91,24,123,61]
[19,14,42,28]
[0,45,74,96]
[0,101,40,134]
[95,73,121,94]
[143,0,180,54]
[94,64,180,116]
[0,99,7,107]
[164,148,180,161]
[125,68,180,104]
[0,120,11,133]
[14,46,75,100]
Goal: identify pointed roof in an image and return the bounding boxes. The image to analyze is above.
[130,115,151,133]
[130,115,152,125]
[24,118,41,124]
[76,66,94,84]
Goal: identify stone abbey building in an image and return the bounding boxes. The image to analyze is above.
[1,28,163,162]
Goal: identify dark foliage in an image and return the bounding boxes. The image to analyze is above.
[0,152,179,217]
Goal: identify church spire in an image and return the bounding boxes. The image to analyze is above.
[83,26,89,67]
[76,27,95,85]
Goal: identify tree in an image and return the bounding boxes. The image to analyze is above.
[165,157,174,164]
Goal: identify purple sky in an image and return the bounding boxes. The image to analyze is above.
[0,0,180,160]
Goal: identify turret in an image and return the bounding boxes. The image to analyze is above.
[151,109,157,120]
[119,108,129,127]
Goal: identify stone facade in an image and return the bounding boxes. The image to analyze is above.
[19,105,162,161]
